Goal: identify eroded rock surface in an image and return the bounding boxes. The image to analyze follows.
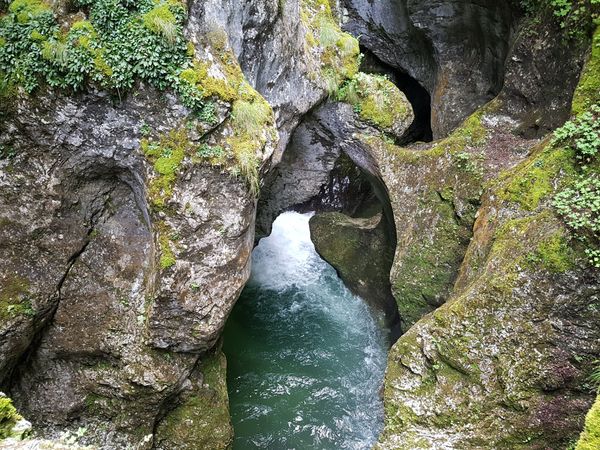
[342,0,517,137]
[375,17,599,450]
[0,84,252,448]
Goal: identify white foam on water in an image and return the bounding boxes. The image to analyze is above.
[226,211,389,450]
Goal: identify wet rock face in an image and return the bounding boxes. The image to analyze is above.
[0,86,245,447]
[341,0,517,137]
[309,212,400,335]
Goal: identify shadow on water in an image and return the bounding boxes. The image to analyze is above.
[223,212,390,449]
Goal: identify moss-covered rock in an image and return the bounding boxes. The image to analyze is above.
[0,395,21,439]
[572,26,600,116]
[154,350,233,450]
[337,72,414,139]
[309,211,399,329]
[378,17,600,450]
[377,165,598,448]
[300,0,360,92]
[360,108,485,329]
[576,393,600,450]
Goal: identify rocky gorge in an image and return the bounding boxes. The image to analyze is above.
[0,0,599,448]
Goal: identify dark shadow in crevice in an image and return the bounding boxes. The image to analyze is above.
[360,48,433,144]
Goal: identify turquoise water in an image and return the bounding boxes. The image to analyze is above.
[223,211,389,449]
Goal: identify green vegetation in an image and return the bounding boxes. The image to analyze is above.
[519,0,599,36]
[300,0,360,92]
[526,231,576,272]
[337,72,411,131]
[196,143,224,160]
[554,174,600,266]
[551,105,600,267]
[141,128,190,209]
[572,26,600,115]
[0,396,21,439]
[227,97,274,195]
[591,363,600,386]
[0,0,213,117]
[0,275,34,320]
[502,142,575,211]
[575,394,600,450]
[553,105,600,163]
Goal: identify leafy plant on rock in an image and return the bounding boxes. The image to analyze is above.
[0,0,214,118]
[552,104,600,268]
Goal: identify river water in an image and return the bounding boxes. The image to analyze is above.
[223,211,389,449]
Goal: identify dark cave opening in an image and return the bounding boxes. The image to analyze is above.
[360,48,433,144]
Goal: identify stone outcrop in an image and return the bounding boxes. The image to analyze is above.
[0,83,253,448]
[309,212,399,334]
[258,85,413,330]
[375,18,600,450]
[189,0,360,162]
[341,0,517,137]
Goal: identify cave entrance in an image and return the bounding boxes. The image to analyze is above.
[360,48,433,144]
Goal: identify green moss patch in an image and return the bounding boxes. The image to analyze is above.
[500,142,576,211]
[0,275,33,320]
[572,25,600,116]
[576,394,600,450]
[526,231,576,272]
[141,128,190,209]
[337,72,411,132]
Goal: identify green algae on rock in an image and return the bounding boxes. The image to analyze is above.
[154,350,233,450]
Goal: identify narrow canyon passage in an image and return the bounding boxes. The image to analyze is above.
[223,212,389,449]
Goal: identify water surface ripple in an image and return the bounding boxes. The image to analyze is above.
[223,211,389,449]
